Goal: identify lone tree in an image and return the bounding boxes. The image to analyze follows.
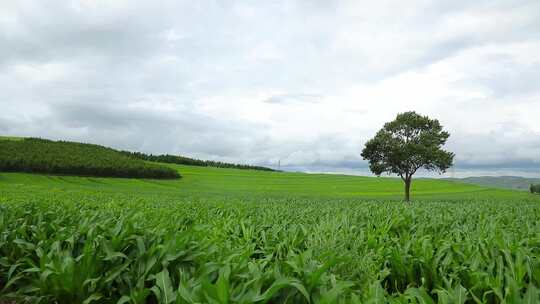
[361,111,454,202]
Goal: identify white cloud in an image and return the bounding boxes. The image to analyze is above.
[0,0,539,176]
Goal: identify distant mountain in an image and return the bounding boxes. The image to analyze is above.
[445,176,540,191]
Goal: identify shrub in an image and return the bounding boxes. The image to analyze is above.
[531,184,540,194]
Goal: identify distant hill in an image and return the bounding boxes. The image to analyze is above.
[0,137,179,179]
[445,176,540,191]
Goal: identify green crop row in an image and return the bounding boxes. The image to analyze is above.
[1,192,539,303]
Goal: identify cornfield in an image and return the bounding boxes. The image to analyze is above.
[1,192,539,303]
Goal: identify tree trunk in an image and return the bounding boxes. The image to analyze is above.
[404,178,411,202]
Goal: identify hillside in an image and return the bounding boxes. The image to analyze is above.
[446,176,540,191]
[0,137,179,179]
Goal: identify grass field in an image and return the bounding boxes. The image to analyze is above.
[0,164,507,200]
[1,165,540,303]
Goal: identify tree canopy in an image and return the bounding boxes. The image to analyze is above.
[361,111,454,201]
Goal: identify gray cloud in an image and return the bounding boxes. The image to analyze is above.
[1,0,539,177]
[477,62,540,98]
[50,102,268,159]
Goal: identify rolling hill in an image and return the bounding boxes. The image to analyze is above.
[0,137,179,179]
[446,176,540,191]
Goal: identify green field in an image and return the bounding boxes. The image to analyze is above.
[0,164,504,200]
[1,165,540,303]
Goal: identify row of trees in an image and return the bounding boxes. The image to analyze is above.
[122,151,276,171]
[531,184,540,194]
[0,138,180,179]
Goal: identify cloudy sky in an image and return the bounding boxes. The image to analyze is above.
[1,1,540,177]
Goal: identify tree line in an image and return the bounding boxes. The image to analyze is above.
[121,151,276,171]
[531,184,540,194]
[0,138,180,179]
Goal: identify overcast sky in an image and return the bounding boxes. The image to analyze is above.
[1,1,540,177]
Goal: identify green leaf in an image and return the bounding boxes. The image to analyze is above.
[117,295,132,304]
[104,262,131,283]
[405,287,435,304]
[215,266,230,304]
[82,293,103,304]
[523,285,539,304]
[13,238,36,250]
[290,280,310,303]
[253,278,293,302]
[153,269,176,304]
